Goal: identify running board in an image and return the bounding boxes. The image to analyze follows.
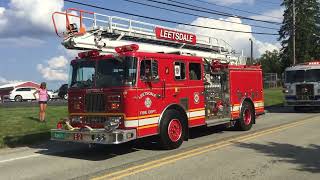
[205,118,231,127]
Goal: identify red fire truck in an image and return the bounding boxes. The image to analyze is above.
[51,9,264,149]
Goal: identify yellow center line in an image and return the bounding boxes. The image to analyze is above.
[92,115,318,180]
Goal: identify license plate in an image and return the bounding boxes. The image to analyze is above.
[53,132,65,139]
[74,133,83,140]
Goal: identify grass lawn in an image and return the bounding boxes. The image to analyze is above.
[264,88,284,107]
[0,106,67,148]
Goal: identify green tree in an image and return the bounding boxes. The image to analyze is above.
[279,0,320,70]
[259,50,282,75]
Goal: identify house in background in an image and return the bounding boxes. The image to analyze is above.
[0,81,40,102]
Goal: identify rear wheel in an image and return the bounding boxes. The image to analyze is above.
[14,95,22,102]
[159,110,185,150]
[235,101,254,131]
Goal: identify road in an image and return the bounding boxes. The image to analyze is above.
[0,107,319,180]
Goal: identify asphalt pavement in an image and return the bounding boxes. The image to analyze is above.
[0,106,319,180]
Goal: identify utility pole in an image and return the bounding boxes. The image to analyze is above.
[293,0,296,65]
[249,38,253,64]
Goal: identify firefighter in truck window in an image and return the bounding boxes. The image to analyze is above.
[140,60,159,81]
[189,63,201,80]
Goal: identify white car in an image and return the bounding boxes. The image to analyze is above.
[47,90,60,100]
[9,87,38,102]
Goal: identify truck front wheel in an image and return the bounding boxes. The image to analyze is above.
[159,109,185,150]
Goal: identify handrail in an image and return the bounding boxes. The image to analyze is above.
[52,8,94,37]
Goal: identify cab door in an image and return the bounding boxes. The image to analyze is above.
[136,59,164,137]
[187,62,205,127]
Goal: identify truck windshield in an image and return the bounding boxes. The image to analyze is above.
[70,60,95,88]
[285,69,320,83]
[70,57,137,88]
[95,57,137,87]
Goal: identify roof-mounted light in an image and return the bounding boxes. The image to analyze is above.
[115,44,139,53]
[308,61,320,65]
[78,50,100,59]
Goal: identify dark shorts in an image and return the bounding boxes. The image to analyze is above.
[39,101,48,104]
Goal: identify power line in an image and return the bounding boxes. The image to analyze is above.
[121,0,279,30]
[143,0,281,25]
[256,0,281,6]
[64,0,278,35]
[190,0,282,20]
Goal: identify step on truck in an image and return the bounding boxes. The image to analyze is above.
[50,8,264,149]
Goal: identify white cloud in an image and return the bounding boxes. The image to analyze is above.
[209,0,254,5]
[250,8,284,23]
[178,17,279,57]
[0,0,62,37]
[37,56,69,81]
[255,41,280,55]
[0,7,8,31]
[0,76,22,85]
[0,36,45,47]
[47,56,68,69]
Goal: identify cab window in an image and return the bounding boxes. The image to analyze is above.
[140,59,159,81]
[189,63,201,80]
[174,61,186,80]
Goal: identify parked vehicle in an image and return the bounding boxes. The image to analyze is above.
[9,87,38,102]
[283,61,320,111]
[58,84,68,100]
[48,90,60,100]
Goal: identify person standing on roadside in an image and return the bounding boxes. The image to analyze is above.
[33,82,48,122]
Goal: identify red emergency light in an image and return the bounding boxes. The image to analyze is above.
[308,61,320,65]
[115,44,139,53]
[78,50,100,58]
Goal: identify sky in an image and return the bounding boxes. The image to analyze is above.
[0,0,283,89]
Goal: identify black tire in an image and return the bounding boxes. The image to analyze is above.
[14,95,22,102]
[159,109,185,150]
[235,101,254,131]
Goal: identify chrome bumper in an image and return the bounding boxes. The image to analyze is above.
[50,129,136,144]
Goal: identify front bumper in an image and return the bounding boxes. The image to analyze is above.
[51,128,136,144]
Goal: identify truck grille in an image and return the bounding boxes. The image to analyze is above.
[85,93,106,112]
[83,116,107,126]
[296,84,314,100]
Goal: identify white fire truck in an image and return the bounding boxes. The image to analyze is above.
[284,61,320,111]
[50,8,264,149]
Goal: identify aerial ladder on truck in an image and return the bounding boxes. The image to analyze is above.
[52,8,247,65]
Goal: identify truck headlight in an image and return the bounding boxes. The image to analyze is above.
[70,116,82,123]
[104,116,122,132]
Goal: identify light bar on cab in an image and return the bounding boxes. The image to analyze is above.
[115,44,139,53]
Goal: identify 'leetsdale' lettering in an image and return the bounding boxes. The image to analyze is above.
[160,29,194,43]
